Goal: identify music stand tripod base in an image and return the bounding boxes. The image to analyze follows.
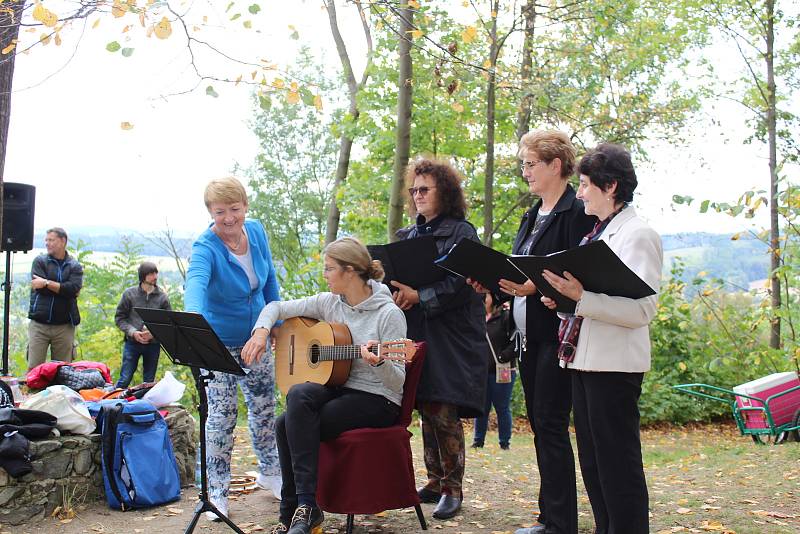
[135,308,248,534]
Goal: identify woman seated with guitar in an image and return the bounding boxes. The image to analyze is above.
[241,237,408,534]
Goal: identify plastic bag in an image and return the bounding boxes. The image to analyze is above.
[21,385,96,435]
[142,371,186,408]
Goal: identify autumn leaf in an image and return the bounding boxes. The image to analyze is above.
[409,29,424,39]
[32,3,58,27]
[120,122,134,130]
[106,41,121,53]
[92,18,101,29]
[313,94,323,111]
[451,102,464,113]
[286,91,300,104]
[272,78,285,89]
[112,0,126,18]
[39,33,50,45]
[154,17,172,39]
[462,25,477,43]
[54,32,61,46]
[206,85,219,98]
[1,42,15,55]
[408,0,421,8]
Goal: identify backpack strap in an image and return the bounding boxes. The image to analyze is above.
[101,404,129,511]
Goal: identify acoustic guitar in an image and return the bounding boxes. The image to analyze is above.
[274,316,415,395]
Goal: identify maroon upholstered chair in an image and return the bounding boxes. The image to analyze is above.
[316,342,428,534]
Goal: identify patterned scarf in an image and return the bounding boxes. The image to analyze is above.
[556,206,625,365]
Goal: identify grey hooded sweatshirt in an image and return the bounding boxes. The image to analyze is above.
[253,279,407,406]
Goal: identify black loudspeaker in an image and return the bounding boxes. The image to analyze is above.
[1,182,36,252]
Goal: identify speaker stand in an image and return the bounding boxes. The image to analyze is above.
[1,251,12,376]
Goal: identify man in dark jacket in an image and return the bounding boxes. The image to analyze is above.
[114,261,171,388]
[27,227,84,370]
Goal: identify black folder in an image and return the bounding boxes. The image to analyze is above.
[367,236,446,291]
[507,240,656,314]
[433,237,528,295]
[135,308,246,376]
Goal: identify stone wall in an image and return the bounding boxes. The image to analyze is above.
[0,406,196,526]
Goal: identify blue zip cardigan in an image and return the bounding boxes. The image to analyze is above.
[184,219,281,347]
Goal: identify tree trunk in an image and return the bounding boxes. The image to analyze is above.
[482,2,499,246]
[0,0,26,245]
[766,0,780,349]
[387,1,413,242]
[513,0,536,145]
[324,0,372,245]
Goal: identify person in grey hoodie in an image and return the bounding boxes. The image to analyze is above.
[241,237,408,534]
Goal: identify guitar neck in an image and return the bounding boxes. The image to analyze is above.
[316,345,379,362]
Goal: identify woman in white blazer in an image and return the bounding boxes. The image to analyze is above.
[540,143,662,534]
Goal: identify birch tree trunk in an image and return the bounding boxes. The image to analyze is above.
[387,1,413,242]
[324,0,373,245]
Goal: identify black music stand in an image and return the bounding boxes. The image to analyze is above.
[136,308,247,534]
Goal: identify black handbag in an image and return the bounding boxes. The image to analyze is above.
[52,366,106,391]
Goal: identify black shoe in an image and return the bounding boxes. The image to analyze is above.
[417,486,441,504]
[432,494,462,519]
[471,441,484,448]
[500,442,510,450]
[287,505,324,534]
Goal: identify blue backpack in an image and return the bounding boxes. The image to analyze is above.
[99,399,181,510]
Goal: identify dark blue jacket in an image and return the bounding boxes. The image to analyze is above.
[396,216,489,418]
[28,253,83,326]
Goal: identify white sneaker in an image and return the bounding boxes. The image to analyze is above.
[256,473,282,500]
[204,498,228,521]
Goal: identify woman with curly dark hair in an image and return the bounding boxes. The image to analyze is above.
[391,157,488,520]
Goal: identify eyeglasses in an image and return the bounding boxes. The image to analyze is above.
[408,186,436,197]
[520,159,543,171]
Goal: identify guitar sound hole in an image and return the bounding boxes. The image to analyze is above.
[309,344,320,364]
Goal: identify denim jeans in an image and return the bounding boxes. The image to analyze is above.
[116,340,160,388]
[473,370,516,446]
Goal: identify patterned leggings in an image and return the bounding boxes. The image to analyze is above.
[419,402,465,497]
[205,346,280,503]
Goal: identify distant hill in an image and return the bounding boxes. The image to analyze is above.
[32,228,195,258]
[662,232,769,290]
[27,228,770,293]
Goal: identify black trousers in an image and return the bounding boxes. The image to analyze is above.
[572,370,648,534]
[518,340,577,534]
[276,383,399,521]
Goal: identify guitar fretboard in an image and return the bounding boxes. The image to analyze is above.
[312,345,379,362]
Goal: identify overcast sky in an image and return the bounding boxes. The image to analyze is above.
[5,1,788,244]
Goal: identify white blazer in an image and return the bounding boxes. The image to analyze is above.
[566,207,663,373]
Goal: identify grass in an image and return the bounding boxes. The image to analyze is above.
[16,420,797,534]
[225,419,800,533]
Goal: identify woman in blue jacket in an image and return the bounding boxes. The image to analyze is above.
[184,177,282,521]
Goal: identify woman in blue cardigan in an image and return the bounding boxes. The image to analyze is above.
[184,177,282,521]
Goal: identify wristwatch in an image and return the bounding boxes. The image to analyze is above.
[44,280,50,289]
